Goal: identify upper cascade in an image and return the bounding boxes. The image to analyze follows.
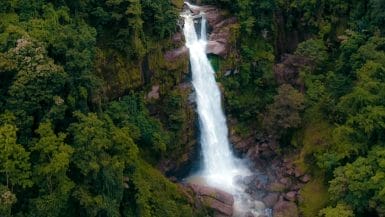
[182,2,268,216]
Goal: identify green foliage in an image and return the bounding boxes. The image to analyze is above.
[106,95,170,156]
[299,179,329,217]
[28,121,75,217]
[263,84,305,140]
[328,147,385,215]
[69,112,139,217]
[221,37,276,124]
[0,1,199,217]
[1,0,385,216]
[0,185,17,217]
[126,161,195,217]
[319,203,355,217]
[295,39,328,70]
[4,38,68,139]
[0,117,32,189]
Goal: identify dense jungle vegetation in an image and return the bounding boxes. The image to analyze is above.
[0,0,385,217]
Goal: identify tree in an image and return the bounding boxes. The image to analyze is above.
[69,112,138,217]
[0,185,17,217]
[5,38,68,140]
[319,203,355,217]
[0,116,32,189]
[28,121,75,217]
[295,39,328,70]
[263,84,305,139]
[328,147,385,215]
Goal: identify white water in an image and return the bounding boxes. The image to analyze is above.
[182,4,266,217]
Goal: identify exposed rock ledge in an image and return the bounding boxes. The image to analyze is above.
[165,5,237,60]
[184,183,234,217]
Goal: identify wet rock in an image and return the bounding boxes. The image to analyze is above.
[187,184,234,205]
[267,182,286,192]
[300,175,310,183]
[195,6,222,27]
[284,191,297,202]
[244,211,256,217]
[273,200,298,217]
[215,213,230,217]
[262,193,279,208]
[294,168,303,178]
[167,5,237,59]
[243,175,257,186]
[202,197,233,216]
[290,183,302,191]
[186,183,234,216]
[206,41,227,56]
[279,178,290,186]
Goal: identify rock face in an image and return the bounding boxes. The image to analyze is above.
[185,184,234,216]
[165,46,188,61]
[165,4,237,61]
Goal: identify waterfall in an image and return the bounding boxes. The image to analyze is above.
[182,4,267,217]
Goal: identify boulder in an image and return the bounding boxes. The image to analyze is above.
[300,175,310,183]
[273,200,298,217]
[202,197,233,216]
[262,193,279,208]
[206,41,227,56]
[294,168,303,178]
[284,191,297,202]
[187,184,234,206]
[186,184,234,216]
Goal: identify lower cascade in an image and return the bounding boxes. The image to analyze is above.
[182,3,268,217]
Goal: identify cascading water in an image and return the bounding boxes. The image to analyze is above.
[182,3,267,217]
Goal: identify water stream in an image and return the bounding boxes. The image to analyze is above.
[182,3,267,217]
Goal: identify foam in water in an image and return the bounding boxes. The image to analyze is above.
[181,3,266,216]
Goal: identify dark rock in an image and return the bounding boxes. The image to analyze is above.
[214,213,230,217]
[273,200,298,217]
[206,41,227,56]
[243,175,256,186]
[172,32,183,44]
[284,191,297,202]
[300,175,311,183]
[202,197,233,216]
[262,193,279,208]
[187,184,234,206]
[165,46,188,61]
[279,178,290,186]
[267,182,286,192]
[213,17,237,29]
[294,168,303,178]
[244,211,256,217]
[199,6,222,27]
[186,184,234,216]
[290,183,302,191]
